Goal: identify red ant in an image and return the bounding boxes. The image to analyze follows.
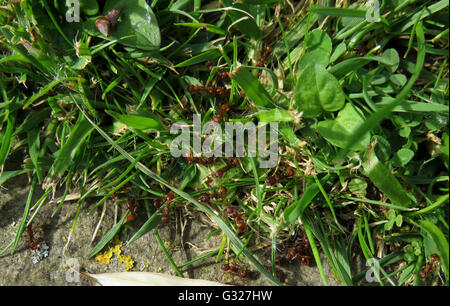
[198,193,211,203]
[221,262,249,280]
[162,205,170,224]
[284,239,311,266]
[223,206,246,233]
[257,45,273,67]
[419,254,439,279]
[188,84,229,99]
[214,157,239,178]
[185,153,214,165]
[270,235,311,267]
[126,199,137,222]
[266,167,295,186]
[205,61,214,71]
[153,191,176,225]
[167,191,175,203]
[213,104,230,124]
[162,191,175,224]
[153,198,164,209]
[198,187,227,204]
[217,71,229,81]
[26,223,38,250]
[263,264,286,283]
[218,187,227,196]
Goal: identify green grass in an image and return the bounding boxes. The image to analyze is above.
[0,0,448,286]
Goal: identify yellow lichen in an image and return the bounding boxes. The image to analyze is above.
[118,254,135,271]
[95,248,114,265]
[94,236,134,270]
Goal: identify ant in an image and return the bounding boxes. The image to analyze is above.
[188,84,230,99]
[153,191,176,225]
[270,235,311,267]
[162,191,175,224]
[198,187,227,204]
[205,61,230,84]
[223,206,246,233]
[257,45,273,67]
[266,167,295,186]
[263,264,286,283]
[126,199,137,222]
[26,223,38,250]
[419,254,439,279]
[167,191,175,203]
[213,104,230,124]
[153,198,164,209]
[185,153,214,165]
[284,239,311,266]
[221,262,249,281]
[214,157,239,178]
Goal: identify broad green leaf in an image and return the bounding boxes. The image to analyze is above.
[84,0,160,51]
[298,50,330,71]
[395,215,403,227]
[294,63,345,118]
[232,66,273,107]
[390,74,407,87]
[384,219,395,231]
[382,48,400,73]
[348,178,367,196]
[392,148,414,167]
[106,110,164,131]
[317,103,370,151]
[256,108,294,122]
[305,29,332,55]
[363,147,411,208]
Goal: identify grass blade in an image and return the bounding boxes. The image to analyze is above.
[88,212,129,258]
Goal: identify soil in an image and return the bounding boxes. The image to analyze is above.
[0,156,341,286]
